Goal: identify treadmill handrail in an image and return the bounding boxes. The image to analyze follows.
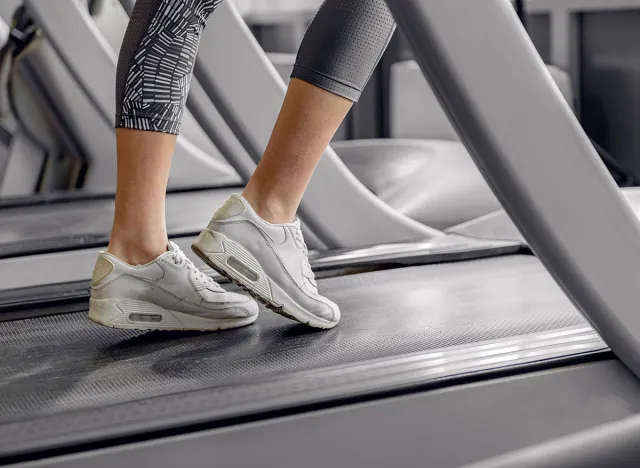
[384,0,640,379]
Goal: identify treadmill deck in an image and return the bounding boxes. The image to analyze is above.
[1,255,586,424]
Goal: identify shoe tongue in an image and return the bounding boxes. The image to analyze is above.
[167,241,179,253]
[292,218,301,229]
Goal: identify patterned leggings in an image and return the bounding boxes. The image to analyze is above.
[115,0,396,135]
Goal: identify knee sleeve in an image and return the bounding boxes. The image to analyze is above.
[292,0,396,102]
[115,0,221,134]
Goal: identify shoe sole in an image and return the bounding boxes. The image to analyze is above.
[192,229,338,330]
[88,298,257,332]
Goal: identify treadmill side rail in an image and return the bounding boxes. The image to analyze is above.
[384,0,640,378]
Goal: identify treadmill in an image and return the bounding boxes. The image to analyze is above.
[2,1,640,467]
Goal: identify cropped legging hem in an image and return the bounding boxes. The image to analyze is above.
[116,113,181,135]
[290,65,363,102]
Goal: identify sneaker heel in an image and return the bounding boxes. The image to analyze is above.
[195,229,225,254]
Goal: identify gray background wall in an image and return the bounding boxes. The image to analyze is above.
[579,10,640,178]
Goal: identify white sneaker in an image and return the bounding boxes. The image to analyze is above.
[88,241,259,331]
[192,194,340,329]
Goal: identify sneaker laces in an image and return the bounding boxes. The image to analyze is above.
[293,224,316,287]
[171,244,221,291]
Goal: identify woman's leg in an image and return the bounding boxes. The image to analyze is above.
[108,0,221,265]
[89,0,259,332]
[109,0,395,259]
[196,0,396,329]
[242,79,352,224]
[242,0,396,224]
[108,129,174,265]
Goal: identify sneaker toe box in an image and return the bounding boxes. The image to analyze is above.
[314,296,341,325]
[234,294,260,318]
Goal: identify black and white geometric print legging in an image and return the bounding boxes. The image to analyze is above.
[115,0,396,135]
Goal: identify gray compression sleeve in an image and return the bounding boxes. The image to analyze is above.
[291,0,397,102]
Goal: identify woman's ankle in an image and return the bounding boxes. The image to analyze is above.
[107,232,168,265]
[242,190,297,225]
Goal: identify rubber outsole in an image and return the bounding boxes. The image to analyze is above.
[88,315,257,332]
[192,242,337,330]
[88,299,257,332]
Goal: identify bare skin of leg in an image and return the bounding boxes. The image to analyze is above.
[107,78,350,263]
[107,128,176,265]
[242,78,353,224]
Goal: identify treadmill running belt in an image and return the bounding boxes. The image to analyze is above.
[0,255,585,425]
